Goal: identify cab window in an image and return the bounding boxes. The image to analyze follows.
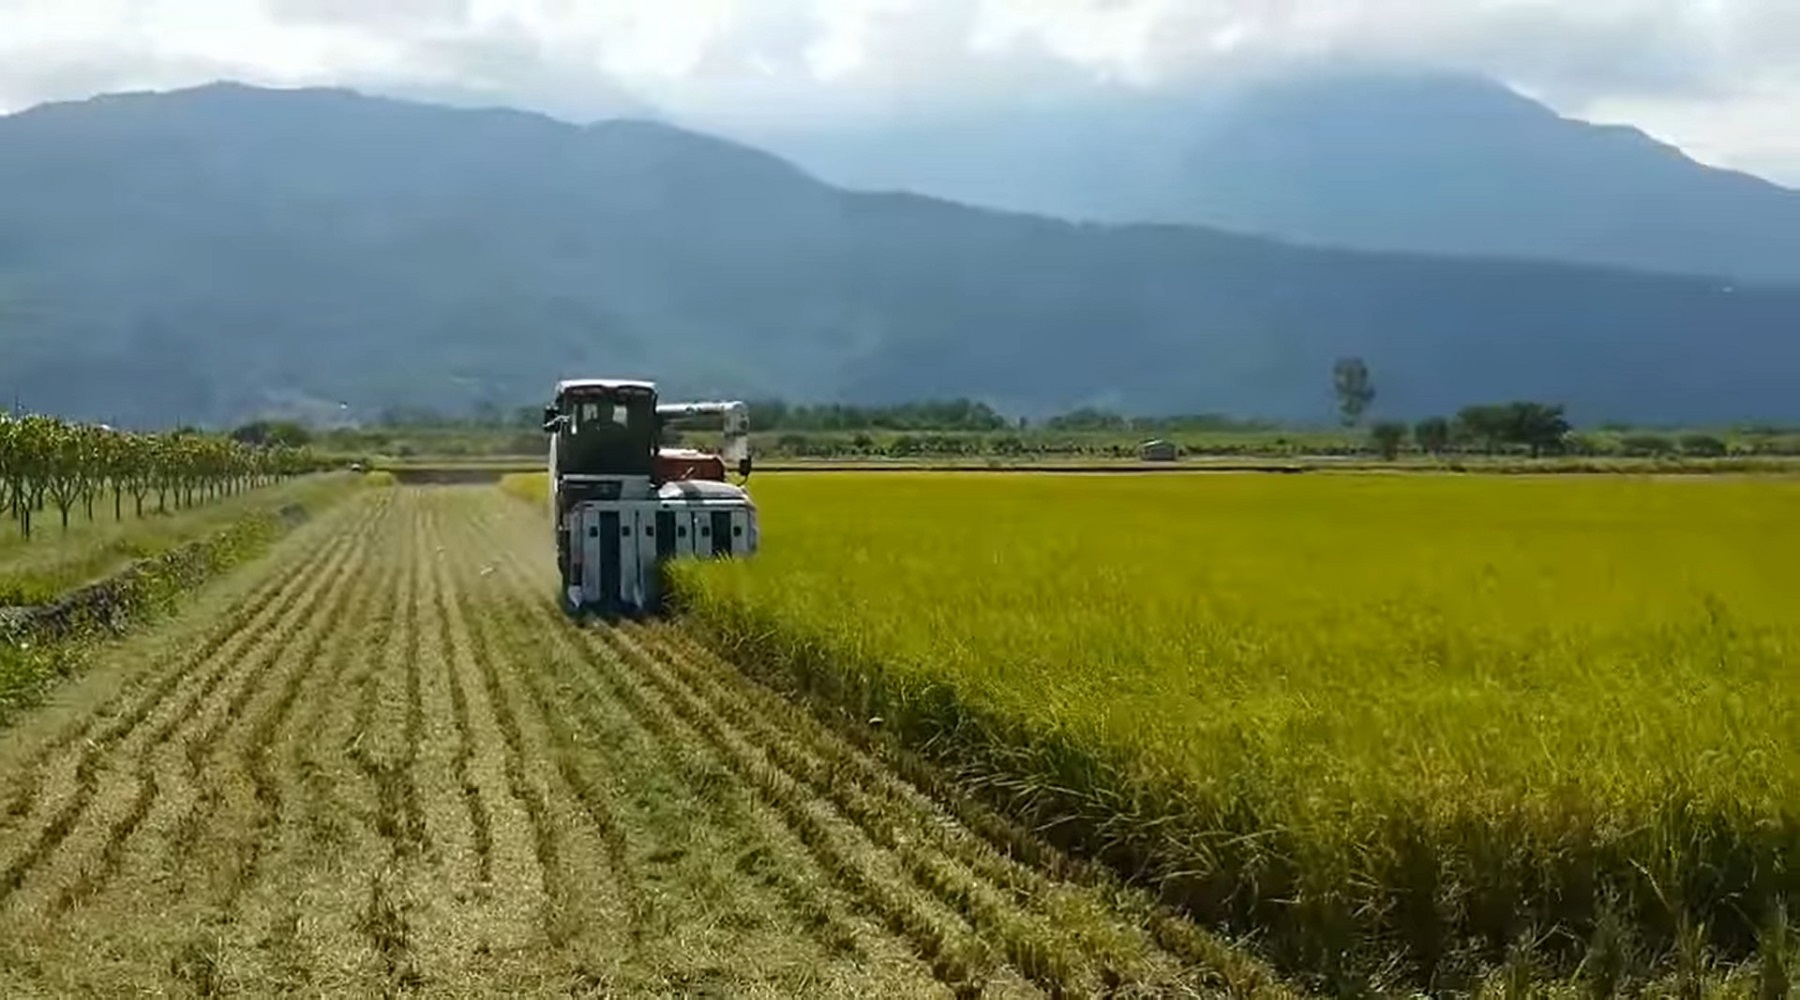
[574,401,630,431]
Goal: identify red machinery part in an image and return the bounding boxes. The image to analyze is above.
[654,449,726,483]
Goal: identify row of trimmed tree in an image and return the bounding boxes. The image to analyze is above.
[0,414,319,540]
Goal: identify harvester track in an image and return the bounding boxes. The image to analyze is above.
[0,486,1291,998]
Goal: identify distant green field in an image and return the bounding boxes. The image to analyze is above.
[665,471,1800,992]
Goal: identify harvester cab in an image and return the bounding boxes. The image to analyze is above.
[543,379,758,617]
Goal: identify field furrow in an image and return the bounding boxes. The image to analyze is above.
[0,492,385,992]
[403,500,543,993]
[425,502,561,989]
[345,496,427,992]
[0,495,377,918]
[452,550,634,988]
[453,500,957,992]
[227,497,406,996]
[455,498,980,997]
[91,494,383,993]
[0,517,338,834]
[0,499,365,853]
[0,484,1287,998]
[264,493,412,995]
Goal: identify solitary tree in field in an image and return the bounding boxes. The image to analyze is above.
[1508,401,1572,458]
[1369,421,1407,460]
[1413,416,1451,454]
[1454,401,1571,456]
[1332,357,1376,427]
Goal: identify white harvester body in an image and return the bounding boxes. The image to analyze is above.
[543,379,758,616]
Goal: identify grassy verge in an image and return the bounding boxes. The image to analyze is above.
[0,473,386,606]
[660,472,1799,995]
[0,472,370,721]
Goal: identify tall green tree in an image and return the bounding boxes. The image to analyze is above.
[1332,357,1376,427]
[1369,421,1408,460]
[1507,401,1572,458]
[1453,401,1571,456]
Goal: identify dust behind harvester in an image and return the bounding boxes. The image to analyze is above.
[542,378,759,617]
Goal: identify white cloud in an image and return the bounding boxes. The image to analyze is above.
[1586,87,1800,183]
[0,0,1797,182]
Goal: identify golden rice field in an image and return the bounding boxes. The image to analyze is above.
[658,471,1800,993]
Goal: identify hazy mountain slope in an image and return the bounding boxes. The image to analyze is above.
[0,82,1796,428]
[742,70,1800,287]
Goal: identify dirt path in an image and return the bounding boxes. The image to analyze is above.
[0,486,1289,998]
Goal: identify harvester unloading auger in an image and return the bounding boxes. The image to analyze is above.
[541,379,759,617]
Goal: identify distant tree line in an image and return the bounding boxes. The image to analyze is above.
[746,399,1013,432]
[765,432,1179,461]
[366,398,1021,433]
[1364,405,1775,460]
[338,381,1800,439]
[1040,408,1278,433]
[292,378,1800,463]
[1367,402,1571,459]
[1338,357,1778,460]
[228,419,315,448]
[354,397,1290,436]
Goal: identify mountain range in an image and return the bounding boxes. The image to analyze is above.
[737,69,1800,287]
[0,79,1797,428]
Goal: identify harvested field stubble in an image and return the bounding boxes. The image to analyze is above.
[667,472,1800,992]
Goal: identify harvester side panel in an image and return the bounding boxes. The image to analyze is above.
[633,506,659,610]
[673,510,698,558]
[574,507,622,611]
[569,500,699,615]
[706,510,729,556]
[728,509,752,555]
[654,510,677,562]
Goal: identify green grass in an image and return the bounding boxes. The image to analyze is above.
[0,475,363,606]
[659,471,1800,993]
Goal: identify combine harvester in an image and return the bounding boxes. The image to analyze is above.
[541,379,759,617]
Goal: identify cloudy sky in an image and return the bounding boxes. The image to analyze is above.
[2,0,1796,183]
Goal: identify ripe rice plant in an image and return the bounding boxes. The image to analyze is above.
[668,471,1800,992]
